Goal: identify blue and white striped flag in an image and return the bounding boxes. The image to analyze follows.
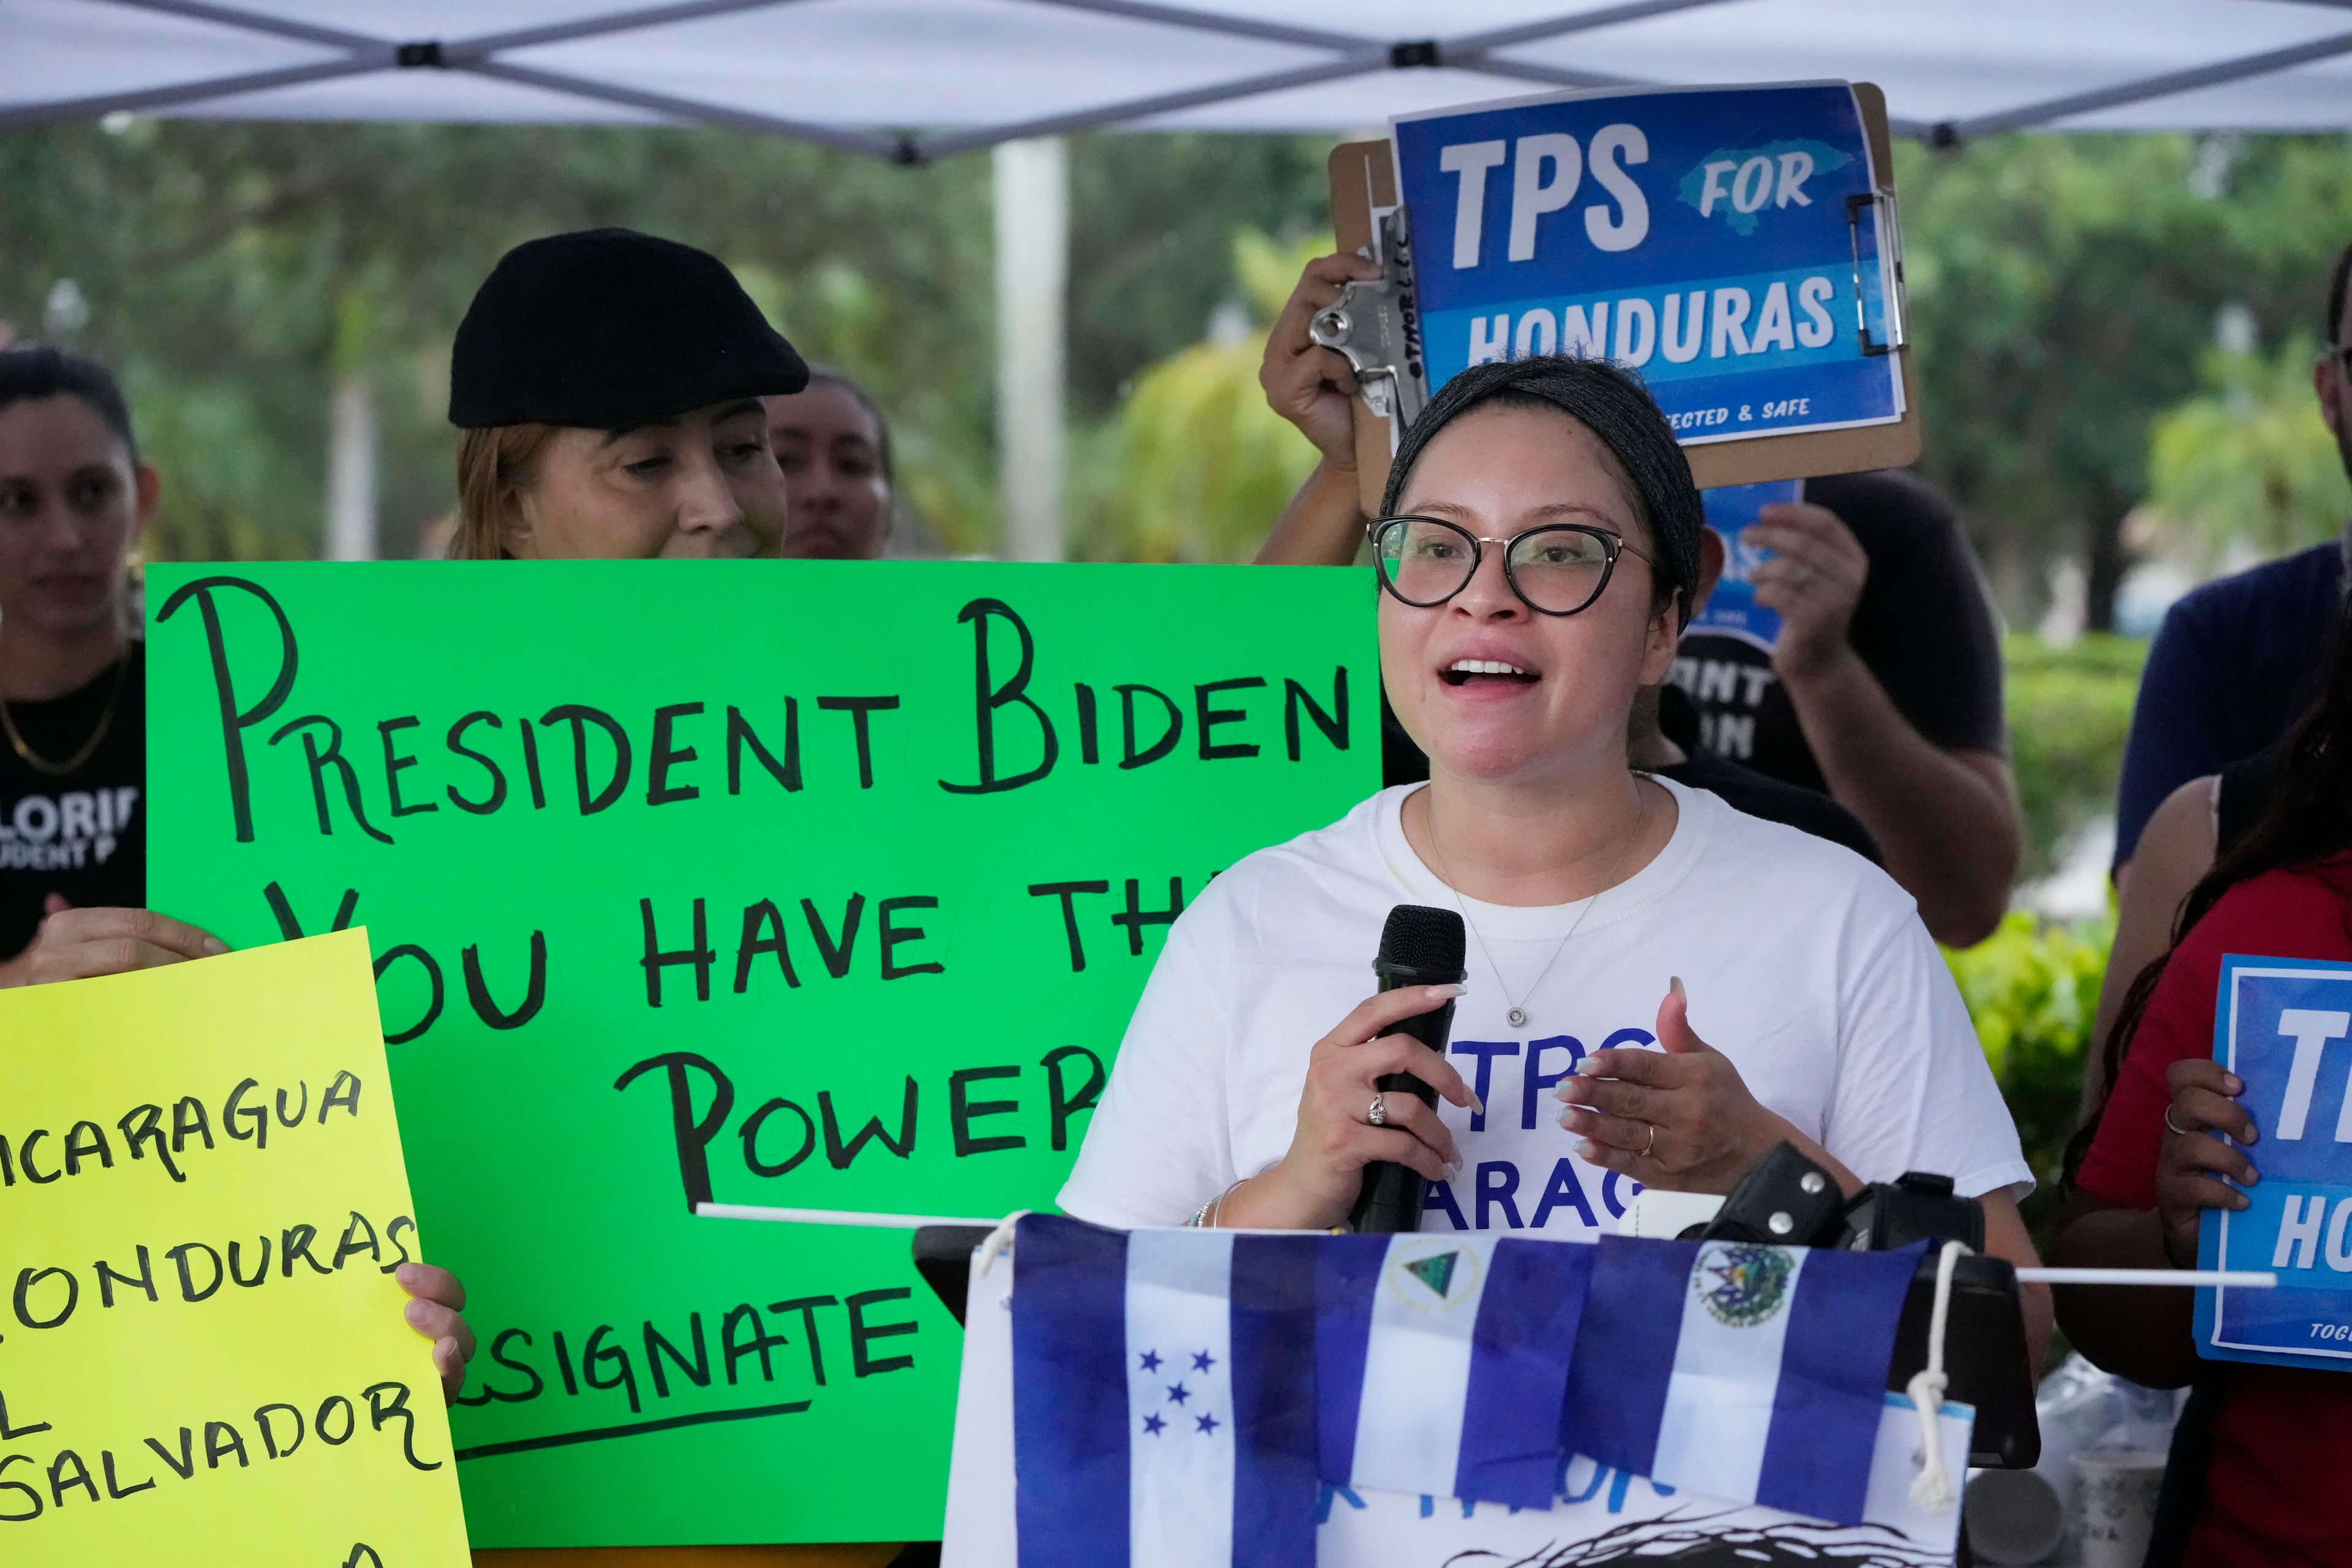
[1009,1218,1595,1568]
[1012,1218,1322,1568]
[1562,1235,1922,1527]
[1316,1231,1592,1509]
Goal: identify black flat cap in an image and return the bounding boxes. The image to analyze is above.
[449,228,808,429]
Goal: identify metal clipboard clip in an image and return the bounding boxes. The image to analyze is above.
[1845,188,1908,358]
[1308,205,1428,429]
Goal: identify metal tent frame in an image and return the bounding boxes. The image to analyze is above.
[8,0,2352,157]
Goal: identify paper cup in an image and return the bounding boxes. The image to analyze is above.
[2072,1448,2168,1568]
[1964,1468,2065,1564]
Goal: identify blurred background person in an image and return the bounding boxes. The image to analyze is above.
[2052,591,2352,1568]
[0,344,230,986]
[2082,239,2352,1117]
[767,367,893,560]
[0,341,477,1395]
[2109,241,2351,889]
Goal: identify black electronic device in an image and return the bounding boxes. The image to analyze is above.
[914,1224,993,1326]
[1691,1143,2040,1469]
[1349,904,1466,1234]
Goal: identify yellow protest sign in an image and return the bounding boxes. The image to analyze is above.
[0,929,470,1566]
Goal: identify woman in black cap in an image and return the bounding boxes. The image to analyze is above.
[444,227,810,560]
[448,233,913,1568]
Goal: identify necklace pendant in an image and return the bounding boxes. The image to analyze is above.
[1507,1006,1528,1028]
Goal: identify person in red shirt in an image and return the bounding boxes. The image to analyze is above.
[2057,593,2352,1567]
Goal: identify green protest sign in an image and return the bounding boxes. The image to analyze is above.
[143,560,1376,1547]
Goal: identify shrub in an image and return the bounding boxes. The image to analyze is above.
[1946,910,2114,1235]
[2004,634,2147,880]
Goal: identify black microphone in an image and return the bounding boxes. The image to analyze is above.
[1349,903,1467,1234]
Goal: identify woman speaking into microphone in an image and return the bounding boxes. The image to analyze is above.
[1058,356,2045,1327]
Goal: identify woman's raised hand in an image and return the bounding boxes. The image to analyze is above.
[2156,1057,2258,1267]
[1556,978,1792,1193]
[1259,252,1381,467]
[1219,984,1477,1231]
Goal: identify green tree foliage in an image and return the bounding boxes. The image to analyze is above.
[1896,132,2352,624]
[2002,633,2148,878]
[0,118,998,556]
[2146,334,2352,565]
[1076,231,1325,562]
[1945,910,2114,1232]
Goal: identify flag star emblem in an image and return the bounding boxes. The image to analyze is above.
[1138,1349,1162,1372]
[1142,1413,1166,1436]
[1191,1350,1216,1372]
[1166,1382,1191,1405]
[1195,1412,1219,1435]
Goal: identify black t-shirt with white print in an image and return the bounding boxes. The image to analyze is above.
[1669,470,2007,794]
[0,640,145,957]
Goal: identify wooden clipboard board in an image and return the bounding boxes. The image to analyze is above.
[1328,83,1920,513]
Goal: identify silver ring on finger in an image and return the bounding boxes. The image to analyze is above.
[1790,564,1815,589]
[1367,1091,1387,1128]
[2164,1106,2192,1137]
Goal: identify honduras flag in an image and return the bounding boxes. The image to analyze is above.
[1010,1218,1593,1568]
[1562,1235,1922,1527]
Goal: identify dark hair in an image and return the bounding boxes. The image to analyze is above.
[0,344,138,462]
[2064,593,2352,1188]
[1381,356,1702,626]
[2329,239,2352,345]
[796,365,895,488]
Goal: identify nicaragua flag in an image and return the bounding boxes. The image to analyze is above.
[1316,1231,1593,1509]
[1562,1235,1921,1527]
[1012,1217,1322,1568]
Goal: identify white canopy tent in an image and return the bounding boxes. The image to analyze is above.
[7,0,2351,557]
[7,0,2352,151]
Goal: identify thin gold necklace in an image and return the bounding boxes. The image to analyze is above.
[1422,790,1644,1030]
[1,650,131,778]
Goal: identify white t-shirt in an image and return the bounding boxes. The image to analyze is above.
[1058,777,2029,1235]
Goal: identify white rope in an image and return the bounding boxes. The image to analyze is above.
[1905,1239,1969,1513]
[974,1209,1031,1280]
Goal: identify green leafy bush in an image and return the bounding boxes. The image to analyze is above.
[1946,910,2114,1234]
[2003,633,2148,880]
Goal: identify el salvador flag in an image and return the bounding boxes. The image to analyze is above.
[1562,1235,1921,1527]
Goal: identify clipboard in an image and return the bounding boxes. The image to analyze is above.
[1326,83,1920,514]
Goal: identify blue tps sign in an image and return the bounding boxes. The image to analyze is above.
[2198,956,2352,1370]
[1392,83,1902,442]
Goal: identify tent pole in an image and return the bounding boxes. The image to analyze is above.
[995,138,1071,564]
[919,53,1385,160]
[1939,28,2352,141]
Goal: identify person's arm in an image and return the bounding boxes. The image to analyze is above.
[2079,777,2216,1121]
[1747,501,2020,945]
[0,903,227,987]
[1252,253,1380,568]
[2053,1056,2256,1387]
